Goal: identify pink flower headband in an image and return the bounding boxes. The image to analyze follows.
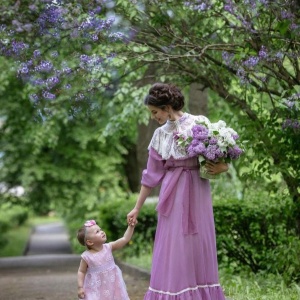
[84,220,96,227]
[83,220,97,246]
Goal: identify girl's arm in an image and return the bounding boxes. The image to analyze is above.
[127,185,152,225]
[77,258,88,299]
[110,225,135,251]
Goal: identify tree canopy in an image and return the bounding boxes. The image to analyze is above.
[0,0,299,229]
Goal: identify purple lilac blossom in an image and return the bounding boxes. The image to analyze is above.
[205,145,224,161]
[29,94,39,102]
[259,46,268,59]
[11,41,29,55]
[33,50,41,58]
[243,56,259,68]
[224,0,235,14]
[282,119,300,130]
[184,0,212,11]
[209,137,218,145]
[187,141,206,157]
[222,51,235,66]
[32,78,45,86]
[43,91,56,100]
[232,134,239,140]
[227,145,243,159]
[46,76,60,88]
[192,124,209,140]
[36,60,53,73]
[37,6,66,33]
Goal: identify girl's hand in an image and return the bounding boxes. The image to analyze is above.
[127,208,139,226]
[78,287,85,299]
[205,161,229,175]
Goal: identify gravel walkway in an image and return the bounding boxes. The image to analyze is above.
[0,222,149,300]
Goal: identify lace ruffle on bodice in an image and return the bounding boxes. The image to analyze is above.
[148,113,210,160]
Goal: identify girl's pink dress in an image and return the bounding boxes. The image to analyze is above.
[142,113,226,300]
[81,243,129,300]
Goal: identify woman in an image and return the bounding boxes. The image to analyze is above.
[127,83,228,300]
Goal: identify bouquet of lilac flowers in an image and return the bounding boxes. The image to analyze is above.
[175,119,244,179]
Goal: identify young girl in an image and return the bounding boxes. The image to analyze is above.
[77,219,136,300]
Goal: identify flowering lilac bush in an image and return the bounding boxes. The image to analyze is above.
[0,0,127,109]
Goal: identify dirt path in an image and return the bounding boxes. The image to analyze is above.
[0,222,149,300]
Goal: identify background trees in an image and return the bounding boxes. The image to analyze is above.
[0,0,299,280]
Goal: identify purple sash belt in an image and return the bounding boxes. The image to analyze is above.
[156,165,199,235]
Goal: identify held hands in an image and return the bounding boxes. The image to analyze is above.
[127,208,139,227]
[78,287,85,299]
[205,161,229,175]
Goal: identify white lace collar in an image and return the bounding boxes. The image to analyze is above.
[148,113,210,160]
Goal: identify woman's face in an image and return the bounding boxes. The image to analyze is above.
[148,105,169,125]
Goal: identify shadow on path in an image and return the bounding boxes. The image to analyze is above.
[0,221,149,300]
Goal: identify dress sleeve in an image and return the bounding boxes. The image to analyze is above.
[141,147,166,188]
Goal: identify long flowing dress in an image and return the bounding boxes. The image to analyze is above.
[81,243,129,300]
[142,113,226,300]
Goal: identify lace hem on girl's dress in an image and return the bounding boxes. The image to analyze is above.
[148,113,210,160]
[144,283,226,300]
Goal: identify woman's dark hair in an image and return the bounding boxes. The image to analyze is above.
[144,83,185,111]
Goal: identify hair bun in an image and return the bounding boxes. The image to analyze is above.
[145,83,184,111]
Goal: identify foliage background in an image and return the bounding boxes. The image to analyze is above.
[0,0,299,286]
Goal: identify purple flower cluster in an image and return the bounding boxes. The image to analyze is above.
[0,1,129,106]
[178,123,244,163]
[184,0,212,11]
[282,119,300,130]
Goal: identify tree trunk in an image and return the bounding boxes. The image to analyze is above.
[188,82,208,116]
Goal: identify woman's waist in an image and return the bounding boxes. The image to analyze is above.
[165,159,199,170]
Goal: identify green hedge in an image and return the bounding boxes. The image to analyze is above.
[213,197,300,283]
[68,194,300,284]
[97,197,157,258]
[0,203,29,248]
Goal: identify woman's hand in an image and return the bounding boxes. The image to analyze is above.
[127,208,139,226]
[205,161,229,175]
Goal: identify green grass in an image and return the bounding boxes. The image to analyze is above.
[220,270,300,300]
[0,224,32,257]
[123,253,152,271]
[0,214,61,257]
[123,254,300,300]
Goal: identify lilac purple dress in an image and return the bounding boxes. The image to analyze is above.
[81,243,129,300]
[142,113,226,300]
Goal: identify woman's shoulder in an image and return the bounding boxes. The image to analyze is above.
[190,113,210,124]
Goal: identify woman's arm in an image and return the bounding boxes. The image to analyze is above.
[127,185,152,225]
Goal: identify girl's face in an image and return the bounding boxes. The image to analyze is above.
[86,225,107,245]
[147,105,170,124]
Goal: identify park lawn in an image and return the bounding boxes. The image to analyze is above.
[0,215,60,257]
[124,254,300,300]
[0,224,32,257]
